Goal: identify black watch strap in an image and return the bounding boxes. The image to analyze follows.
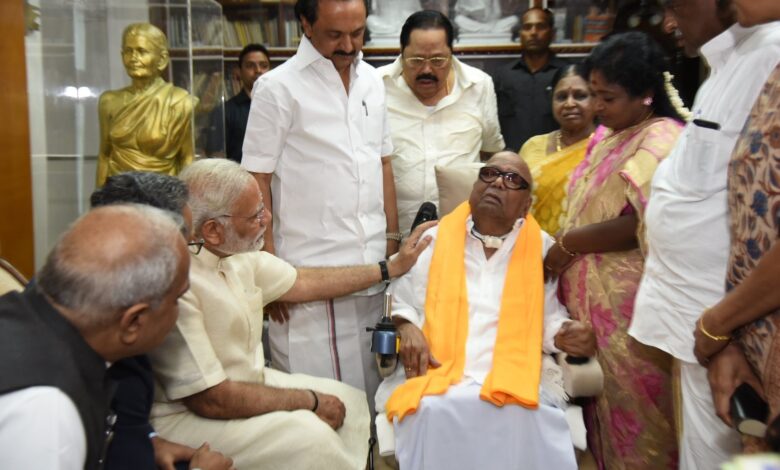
[379,260,391,284]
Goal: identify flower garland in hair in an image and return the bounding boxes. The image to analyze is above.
[664,71,692,122]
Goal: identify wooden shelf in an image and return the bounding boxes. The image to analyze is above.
[169,47,225,58]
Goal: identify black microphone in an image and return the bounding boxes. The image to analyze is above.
[410,201,438,233]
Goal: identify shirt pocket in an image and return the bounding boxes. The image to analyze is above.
[674,120,740,195]
[361,98,385,151]
[446,122,483,157]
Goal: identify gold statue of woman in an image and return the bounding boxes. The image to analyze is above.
[96,23,196,186]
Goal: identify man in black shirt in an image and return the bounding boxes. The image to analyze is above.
[494,7,568,151]
[207,44,271,162]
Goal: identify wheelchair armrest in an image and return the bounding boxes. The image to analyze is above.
[556,353,604,398]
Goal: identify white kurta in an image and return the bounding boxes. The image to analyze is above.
[379,57,504,234]
[149,249,371,470]
[630,22,780,470]
[377,218,576,470]
[241,36,393,396]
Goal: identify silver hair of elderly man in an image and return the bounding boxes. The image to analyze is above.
[179,158,256,233]
[36,204,184,325]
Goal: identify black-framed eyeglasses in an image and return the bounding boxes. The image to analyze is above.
[478,166,530,190]
[188,239,205,255]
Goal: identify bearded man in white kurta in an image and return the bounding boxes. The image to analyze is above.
[376,152,595,470]
[149,159,433,469]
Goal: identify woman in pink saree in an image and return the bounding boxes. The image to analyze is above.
[544,32,686,469]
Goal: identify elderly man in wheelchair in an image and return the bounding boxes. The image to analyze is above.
[372,152,600,470]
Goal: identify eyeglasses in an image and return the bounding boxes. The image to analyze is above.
[403,56,451,69]
[218,206,265,224]
[478,166,530,190]
[188,239,205,255]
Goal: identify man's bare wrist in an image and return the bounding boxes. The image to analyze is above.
[385,258,402,279]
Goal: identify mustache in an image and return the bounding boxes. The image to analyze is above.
[333,50,356,57]
[416,74,438,82]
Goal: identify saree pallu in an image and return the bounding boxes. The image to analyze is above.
[519,133,590,235]
[560,119,683,470]
[97,78,196,186]
[728,64,780,420]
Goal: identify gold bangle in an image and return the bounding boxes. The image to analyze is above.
[698,316,730,342]
[557,235,577,257]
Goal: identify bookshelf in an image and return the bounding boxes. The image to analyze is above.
[220,0,301,49]
[149,0,226,158]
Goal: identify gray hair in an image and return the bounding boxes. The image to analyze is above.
[37,204,183,326]
[179,159,255,235]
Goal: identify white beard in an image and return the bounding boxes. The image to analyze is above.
[220,224,265,254]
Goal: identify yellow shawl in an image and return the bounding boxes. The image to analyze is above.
[386,201,545,422]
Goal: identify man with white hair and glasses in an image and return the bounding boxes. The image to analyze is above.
[148,159,434,469]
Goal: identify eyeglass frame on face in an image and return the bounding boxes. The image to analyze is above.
[217,206,266,225]
[188,239,205,255]
[478,166,531,191]
[402,55,452,69]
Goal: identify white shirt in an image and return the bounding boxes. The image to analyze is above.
[390,218,567,384]
[0,386,86,469]
[631,22,780,362]
[241,36,393,277]
[379,57,505,234]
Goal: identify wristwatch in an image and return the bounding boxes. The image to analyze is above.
[378,260,391,284]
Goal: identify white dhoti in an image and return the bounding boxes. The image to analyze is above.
[393,380,577,470]
[679,360,741,470]
[151,369,370,470]
[270,294,382,411]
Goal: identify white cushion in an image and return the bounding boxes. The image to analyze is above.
[434,163,484,217]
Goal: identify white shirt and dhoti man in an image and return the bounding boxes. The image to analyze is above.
[148,249,370,469]
[376,218,577,470]
[241,36,393,400]
[378,57,505,234]
[630,22,780,470]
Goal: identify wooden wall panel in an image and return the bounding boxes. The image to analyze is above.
[0,1,35,278]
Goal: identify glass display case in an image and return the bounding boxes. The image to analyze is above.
[25,0,224,266]
[544,0,617,45]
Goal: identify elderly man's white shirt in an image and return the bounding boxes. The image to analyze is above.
[389,218,567,383]
[379,57,504,234]
[631,22,780,363]
[241,35,392,272]
[378,218,576,470]
[0,386,85,469]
